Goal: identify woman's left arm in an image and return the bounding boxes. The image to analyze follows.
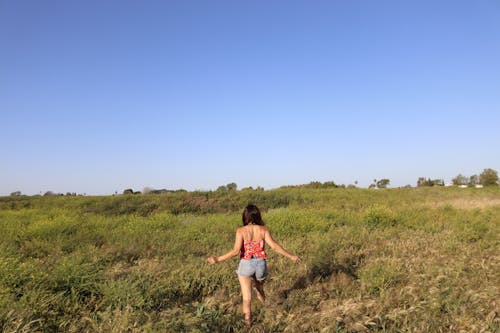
[208,229,243,264]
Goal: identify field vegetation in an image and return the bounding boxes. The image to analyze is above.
[0,187,499,332]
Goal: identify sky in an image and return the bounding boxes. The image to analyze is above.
[1,1,499,195]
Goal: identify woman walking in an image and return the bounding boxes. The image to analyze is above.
[208,204,300,327]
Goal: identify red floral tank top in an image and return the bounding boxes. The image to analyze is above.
[240,240,267,260]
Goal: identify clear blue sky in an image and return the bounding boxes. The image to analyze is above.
[1,1,499,195]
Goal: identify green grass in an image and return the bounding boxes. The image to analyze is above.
[0,187,499,332]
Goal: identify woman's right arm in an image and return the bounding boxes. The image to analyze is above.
[264,227,300,262]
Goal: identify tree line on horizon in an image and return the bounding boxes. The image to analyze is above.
[7,168,499,197]
[417,168,499,187]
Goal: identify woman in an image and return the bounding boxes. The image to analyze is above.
[207,204,300,327]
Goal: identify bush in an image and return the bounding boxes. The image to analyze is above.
[479,168,499,186]
[363,204,396,229]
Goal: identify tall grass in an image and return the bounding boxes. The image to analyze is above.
[0,187,498,332]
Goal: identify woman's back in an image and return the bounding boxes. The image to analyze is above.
[239,225,268,260]
[240,224,267,242]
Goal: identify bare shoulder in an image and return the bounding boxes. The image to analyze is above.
[260,225,270,236]
[234,228,245,241]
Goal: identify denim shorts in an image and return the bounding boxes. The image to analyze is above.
[236,258,268,281]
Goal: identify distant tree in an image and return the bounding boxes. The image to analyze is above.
[417,177,426,187]
[323,181,338,188]
[10,191,21,196]
[150,189,172,194]
[376,179,390,188]
[256,186,264,191]
[307,181,322,189]
[433,179,444,186]
[301,181,339,189]
[43,191,56,196]
[417,177,440,187]
[468,174,479,187]
[133,191,141,195]
[123,189,134,195]
[226,183,237,191]
[216,185,227,192]
[452,174,469,186]
[479,168,499,186]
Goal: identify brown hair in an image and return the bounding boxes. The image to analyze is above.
[242,204,265,226]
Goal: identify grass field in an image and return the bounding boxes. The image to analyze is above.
[0,187,499,332]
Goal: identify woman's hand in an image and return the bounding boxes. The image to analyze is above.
[207,257,218,264]
[290,255,301,263]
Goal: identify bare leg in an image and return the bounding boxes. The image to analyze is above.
[254,279,266,304]
[238,275,253,327]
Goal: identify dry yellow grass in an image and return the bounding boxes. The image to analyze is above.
[423,198,500,209]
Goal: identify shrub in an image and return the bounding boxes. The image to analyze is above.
[362,204,396,229]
